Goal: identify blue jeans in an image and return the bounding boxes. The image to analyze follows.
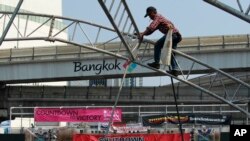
[154,32,182,70]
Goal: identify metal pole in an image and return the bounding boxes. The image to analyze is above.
[98,0,136,60]
[247,104,249,125]
[9,107,12,133]
[0,0,24,46]
[170,76,184,141]
[174,49,250,89]
[105,60,130,134]
[121,0,140,34]
[134,60,250,118]
[203,0,250,23]
[19,105,23,133]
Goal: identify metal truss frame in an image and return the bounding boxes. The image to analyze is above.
[98,0,141,60]
[204,0,250,23]
[0,7,250,118]
[0,0,23,46]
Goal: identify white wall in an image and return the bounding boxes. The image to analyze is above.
[0,0,67,49]
[0,0,62,15]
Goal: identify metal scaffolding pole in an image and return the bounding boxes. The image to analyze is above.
[105,61,129,134]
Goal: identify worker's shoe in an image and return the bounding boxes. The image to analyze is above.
[147,62,160,69]
[166,70,179,77]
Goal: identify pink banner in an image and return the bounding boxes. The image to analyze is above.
[34,108,122,122]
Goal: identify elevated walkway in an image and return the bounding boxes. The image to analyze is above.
[4,83,249,105]
[0,34,249,83]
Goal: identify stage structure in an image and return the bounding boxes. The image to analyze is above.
[0,0,250,136]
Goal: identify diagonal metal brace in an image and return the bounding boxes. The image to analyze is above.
[0,0,24,46]
[98,0,136,60]
[204,0,250,23]
[105,60,130,134]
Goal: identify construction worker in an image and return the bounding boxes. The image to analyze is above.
[139,6,182,76]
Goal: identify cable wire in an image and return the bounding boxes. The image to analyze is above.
[170,69,185,141]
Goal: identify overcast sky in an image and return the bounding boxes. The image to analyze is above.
[62,0,249,86]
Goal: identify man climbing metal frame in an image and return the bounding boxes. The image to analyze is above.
[138,6,185,141]
[138,6,182,76]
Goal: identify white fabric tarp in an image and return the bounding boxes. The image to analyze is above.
[160,29,173,66]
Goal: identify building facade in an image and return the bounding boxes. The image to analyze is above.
[0,0,67,49]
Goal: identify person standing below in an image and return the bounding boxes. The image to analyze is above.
[139,6,182,76]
